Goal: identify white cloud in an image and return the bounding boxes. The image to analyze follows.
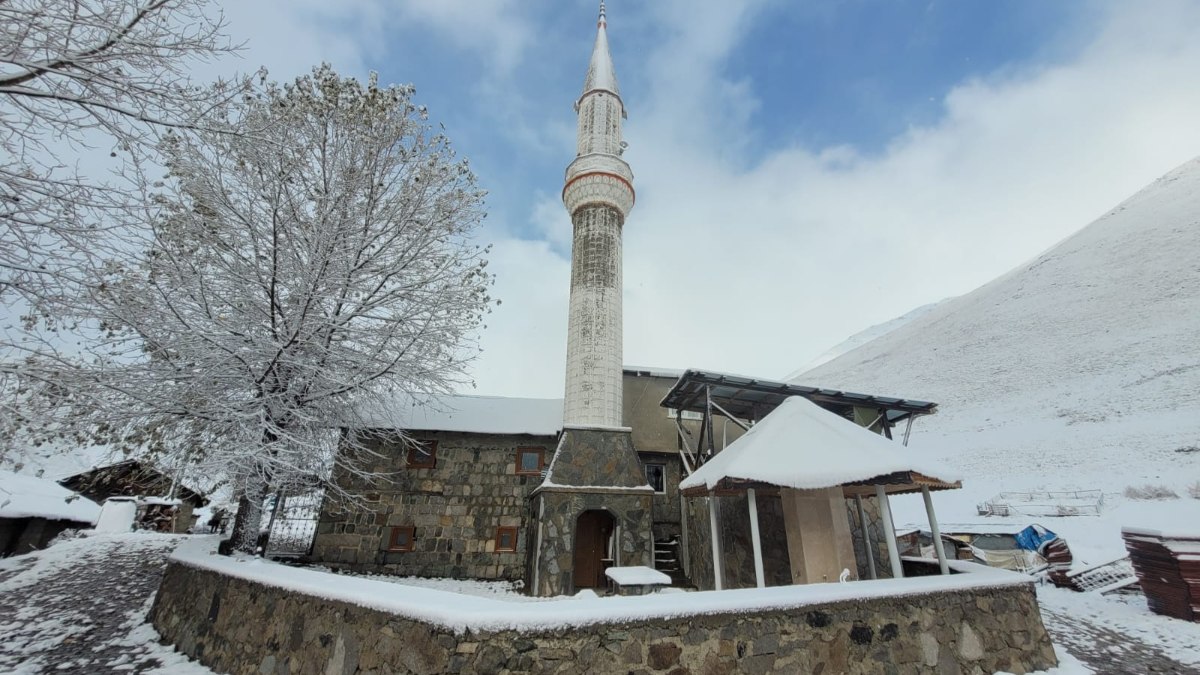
[213,0,533,81]
[391,0,532,74]
[466,0,1200,397]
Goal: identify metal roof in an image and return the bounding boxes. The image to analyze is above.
[658,369,937,423]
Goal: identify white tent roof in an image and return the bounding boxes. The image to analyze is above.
[358,393,563,436]
[0,470,100,524]
[679,396,960,494]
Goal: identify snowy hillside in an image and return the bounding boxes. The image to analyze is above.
[782,300,947,379]
[791,157,1200,564]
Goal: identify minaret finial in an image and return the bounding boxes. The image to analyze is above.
[599,1,606,25]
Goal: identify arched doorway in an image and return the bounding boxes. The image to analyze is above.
[573,510,615,590]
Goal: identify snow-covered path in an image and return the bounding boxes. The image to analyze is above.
[1038,587,1200,674]
[0,532,213,674]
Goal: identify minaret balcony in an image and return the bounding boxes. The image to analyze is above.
[563,154,635,218]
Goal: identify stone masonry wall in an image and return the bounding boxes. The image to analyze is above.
[310,431,555,581]
[640,451,683,540]
[531,490,653,596]
[847,495,896,580]
[682,495,792,591]
[152,559,1059,675]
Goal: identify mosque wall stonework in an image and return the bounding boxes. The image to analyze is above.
[531,426,655,596]
[310,431,555,581]
[152,559,1058,675]
[530,490,653,597]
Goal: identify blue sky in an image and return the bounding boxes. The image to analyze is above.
[214,0,1200,398]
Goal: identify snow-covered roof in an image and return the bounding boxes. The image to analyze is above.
[0,470,100,524]
[3,441,122,482]
[623,365,685,379]
[357,393,563,436]
[933,522,1045,536]
[679,396,960,494]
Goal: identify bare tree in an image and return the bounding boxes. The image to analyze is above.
[1,0,241,300]
[1,0,244,461]
[74,66,493,553]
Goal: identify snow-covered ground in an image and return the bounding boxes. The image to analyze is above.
[1039,586,1200,670]
[0,532,214,674]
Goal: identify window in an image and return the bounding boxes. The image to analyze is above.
[387,526,415,552]
[666,407,703,421]
[644,462,666,494]
[406,440,437,469]
[515,447,544,475]
[495,526,518,553]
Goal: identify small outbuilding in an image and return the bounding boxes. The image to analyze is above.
[0,470,99,557]
[679,396,961,589]
[58,460,207,533]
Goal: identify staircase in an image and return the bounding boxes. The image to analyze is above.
[653,536,690,587]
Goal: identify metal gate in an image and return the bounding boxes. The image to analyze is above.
[264,490,323,558]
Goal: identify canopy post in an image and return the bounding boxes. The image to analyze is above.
[922,486,950,575]
[708,496,724,590]
[875,484,904,578]
[901,416,915,446]
[747,488,765,588]
[855,495,878,580]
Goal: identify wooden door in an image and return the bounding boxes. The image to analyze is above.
[573,510,614,589]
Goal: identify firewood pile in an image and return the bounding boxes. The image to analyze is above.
[1122,527,1200,621]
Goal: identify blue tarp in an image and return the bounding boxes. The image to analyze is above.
[1014,524,1057,551]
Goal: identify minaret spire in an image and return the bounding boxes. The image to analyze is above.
[561,3,635,426]
[581,0,620,103]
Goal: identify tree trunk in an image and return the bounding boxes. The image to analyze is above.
[227,477,268,555]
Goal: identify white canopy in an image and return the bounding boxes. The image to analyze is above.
[679,396,960,494]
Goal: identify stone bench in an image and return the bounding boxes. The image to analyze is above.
[605,565,672,596]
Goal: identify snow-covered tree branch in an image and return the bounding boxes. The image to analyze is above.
[0,0,242,299]
[68,66,494,553]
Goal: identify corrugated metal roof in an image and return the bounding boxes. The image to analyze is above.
[658,368,937,423]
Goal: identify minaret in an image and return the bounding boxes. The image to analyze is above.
[562,0,635,427]
[531,3,653,597]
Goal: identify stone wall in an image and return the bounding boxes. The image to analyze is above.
[152,558,1059,675]
[640,451,683,540]
[531,426,655,596]
[0,517,81,557]
[310,430,555,581]
[684,496,716,590]
[682,494,793,590]
[531,490,653,596]
[847,495,896,579]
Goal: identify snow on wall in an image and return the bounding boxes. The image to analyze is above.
[169,536,1028,634]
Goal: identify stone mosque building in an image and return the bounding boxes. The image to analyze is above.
[309,4,944,597]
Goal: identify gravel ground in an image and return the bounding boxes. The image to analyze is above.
[1041,598,1200,672]
[0,532,212,675]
